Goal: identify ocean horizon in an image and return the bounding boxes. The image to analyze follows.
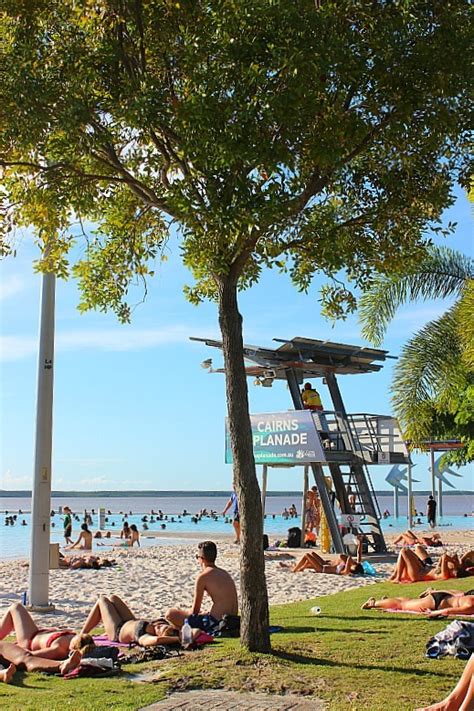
[2,488,473,497]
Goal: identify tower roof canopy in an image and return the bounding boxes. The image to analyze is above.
[191,336,394,379]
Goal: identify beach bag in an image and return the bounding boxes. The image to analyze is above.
[287,527,302,548]
[85,646,120,662]
[215,614,240,638]
[121,645,181,664]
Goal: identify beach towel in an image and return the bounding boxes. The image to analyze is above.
[426,620,474,659]
[379,609,474,618]
[63,662,121,679]
[93,634,129,648]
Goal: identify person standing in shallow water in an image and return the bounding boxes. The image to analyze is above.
[63,506,73,545]
[223,488,240,543]
[427,495,437,529]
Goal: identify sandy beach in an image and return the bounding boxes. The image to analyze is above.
[0,528,472,630]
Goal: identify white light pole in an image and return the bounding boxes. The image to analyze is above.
[407,462,413,529]
[28,269,56,610]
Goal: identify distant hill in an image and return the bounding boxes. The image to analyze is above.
[1,489,472,497]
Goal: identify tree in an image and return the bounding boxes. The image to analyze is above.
[1,1,472,651]
[359,246,474,464]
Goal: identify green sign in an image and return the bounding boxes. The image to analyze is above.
[225,411,327,464]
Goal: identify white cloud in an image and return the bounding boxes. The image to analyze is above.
[0,275,26,301]
[74,475,109,488]
[392,304,448,324]
[56,324,190,352]
[1,469,32,488]
[0,335,37,361]
[0,325,191,362]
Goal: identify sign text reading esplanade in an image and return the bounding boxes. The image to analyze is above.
[254,418,305,447]
[225,411,327,464]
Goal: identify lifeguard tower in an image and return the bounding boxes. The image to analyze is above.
[192,336,411,554]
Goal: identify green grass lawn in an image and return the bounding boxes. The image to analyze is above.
[1,578,472,710]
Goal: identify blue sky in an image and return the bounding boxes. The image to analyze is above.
[0,189,472,493]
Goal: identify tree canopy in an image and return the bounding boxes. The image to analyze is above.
[1,1,471,312]
[1,0,473,651]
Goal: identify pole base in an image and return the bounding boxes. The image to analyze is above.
[26,603,55,613]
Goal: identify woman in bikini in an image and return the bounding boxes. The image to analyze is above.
[80,594,181,646]
[0,640,84,683]
[389,546,463,583]
[281,537,365,576]
[392,530,442,547]
[361,592,474,616]
[0,602,91,660]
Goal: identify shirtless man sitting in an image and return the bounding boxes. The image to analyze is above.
[165,540,238,634]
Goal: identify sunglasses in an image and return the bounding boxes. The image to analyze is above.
[195,553,202,559]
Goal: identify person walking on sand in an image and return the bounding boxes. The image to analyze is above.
[166,540,238,634]
[63,506,73,545]
[223,488,240,543]
[427,495,437,529]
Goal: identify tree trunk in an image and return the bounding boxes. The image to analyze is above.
[218,275,271,653]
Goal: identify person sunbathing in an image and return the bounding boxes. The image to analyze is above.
[389,546,461,583]
[80,594,181,646]
[361,592,474,616]
[415,654,474,711]
[0,602,91,660]
[280,542,365,576]
[0,640,84,682]
[393,530,443,547]
[59,552,115,569]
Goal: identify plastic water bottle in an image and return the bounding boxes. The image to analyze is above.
[181,618,192,646]
[310,606,321,615]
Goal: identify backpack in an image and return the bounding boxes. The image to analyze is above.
[214,614,240,638]
[287,527,302,548]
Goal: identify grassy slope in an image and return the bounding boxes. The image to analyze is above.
[1,578,473,711]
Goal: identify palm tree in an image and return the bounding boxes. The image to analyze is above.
[358,246,474,463]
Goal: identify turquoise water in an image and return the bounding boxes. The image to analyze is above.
[1,492,473,560]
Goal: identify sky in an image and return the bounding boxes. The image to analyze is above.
[0,189,472,493]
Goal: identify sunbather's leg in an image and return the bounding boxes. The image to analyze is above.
[292,553,324,572]
[80,595,124,640]
[0,603,39,646]
[415,655,474,711]
[0,641,81,675]
[108,595,135,621]
[0,662,16,683]
[390,548,426,582]
[362,596,432,612]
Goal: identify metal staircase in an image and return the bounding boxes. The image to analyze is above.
[338,463,386,552]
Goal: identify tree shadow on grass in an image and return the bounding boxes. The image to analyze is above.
[311,614,427,622]
[271,650,455,679]
[279,625,388,635]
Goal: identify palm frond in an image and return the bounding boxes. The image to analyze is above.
[359,246,474,346]
[391,307,469,445]
[456,279,474,369]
